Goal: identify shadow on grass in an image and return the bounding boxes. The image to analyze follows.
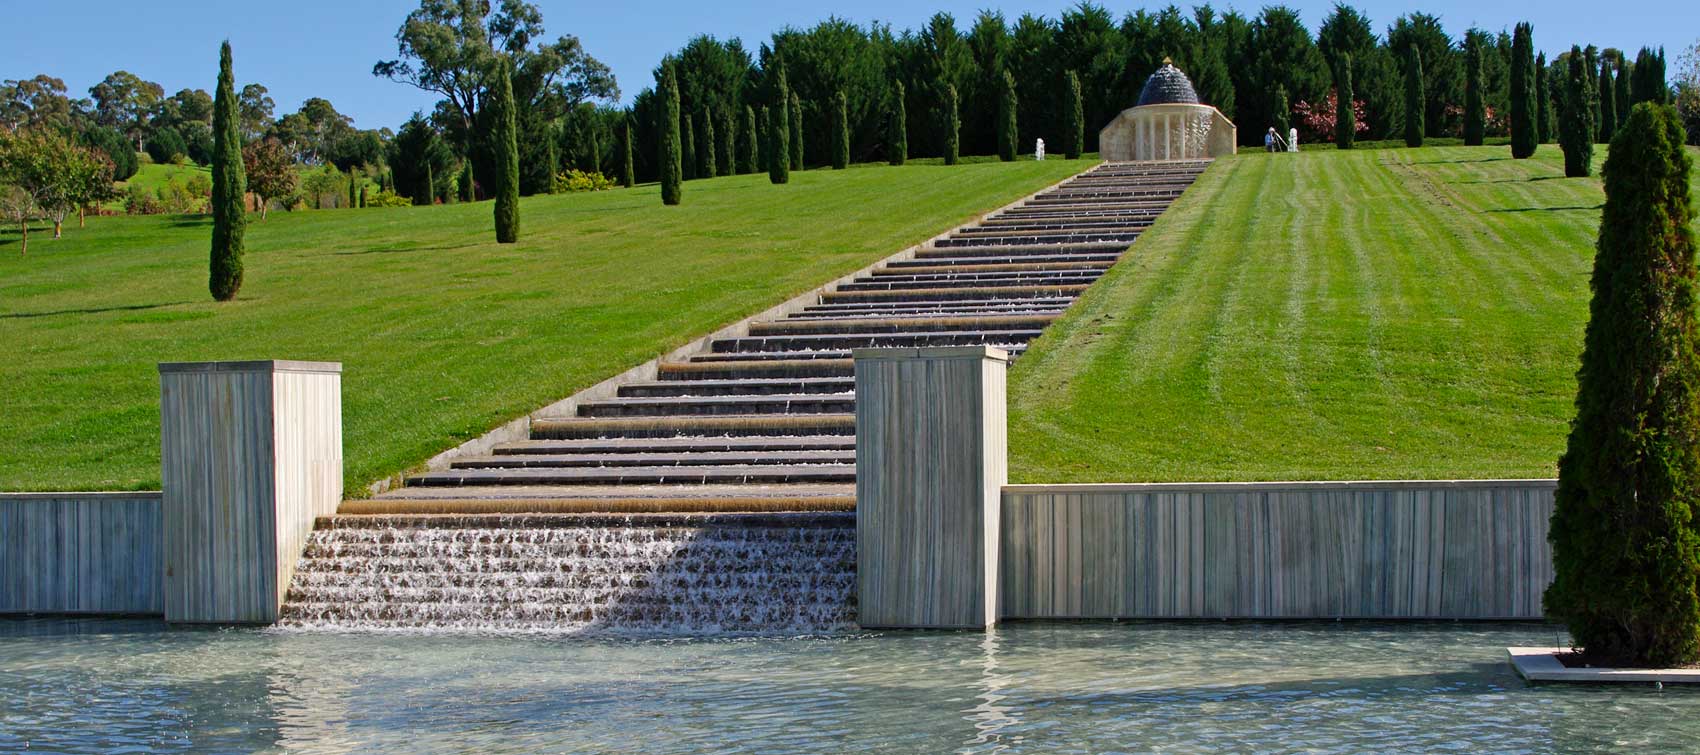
[0,300,194,319]
[1484,204,1602,213]
[1410,156,1512,165]
[336,242,476,256]
[1455,174,1569,185]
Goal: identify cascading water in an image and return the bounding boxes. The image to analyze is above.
[278,513,856,634]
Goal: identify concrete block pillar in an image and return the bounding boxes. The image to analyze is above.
[159,360,342,624]
[854,346,1008,629]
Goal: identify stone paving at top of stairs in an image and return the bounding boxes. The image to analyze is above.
[367,160,1210,516]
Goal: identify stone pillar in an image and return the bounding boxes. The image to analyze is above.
[159,360,342,624]
[854,346,1008,629]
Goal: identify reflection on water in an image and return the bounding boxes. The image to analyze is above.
[1,619,1695,754]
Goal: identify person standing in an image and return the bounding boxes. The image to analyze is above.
[1265,127,1278,153]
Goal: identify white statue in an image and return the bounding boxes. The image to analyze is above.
[1035,138,1046,161]
[1287,127,1299,152]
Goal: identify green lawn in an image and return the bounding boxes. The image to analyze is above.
[1009,144,1700,483]
[1,159,1089,492]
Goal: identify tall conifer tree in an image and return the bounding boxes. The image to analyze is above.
[1511,23,1537,158]
[1548,102,1699,669]
[1599,63,1618,140]
[1404,44,1424,147]
[490,59,520,243]
[997,71,1018,161]
[697,111,715,179]
[941,83,960,165]
[1334,53,1355,149]
[831,90,849,169]
[1063,70,1083,159]
[619,117,634,187]
[769,68,790,184]
[888,80,907,166]
[681,115,696,181]
[1536,52,1553,143]
[209,40,246,301]
[1559,46,1596,177]
[740,105,758,174]
[788,92,803,171]
[659,63,682,205]
[1464,39,1485,146]
[718,107,735,177]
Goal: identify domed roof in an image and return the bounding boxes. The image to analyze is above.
[1136,59,1200,106]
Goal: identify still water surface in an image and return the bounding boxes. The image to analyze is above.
[2,620,1697,753]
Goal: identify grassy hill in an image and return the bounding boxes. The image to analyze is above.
[0,159,1088,492]
[1009,145,1700,483]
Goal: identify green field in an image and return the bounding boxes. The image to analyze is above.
[1,159,1088,492]
[1009,145,1700,483]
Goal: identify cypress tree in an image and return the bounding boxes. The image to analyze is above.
[757,105,770,175]
[1536,53,1553,143]
[941,83,960,165]
[831,90,849,169]
[1547,102,1699,669]
[1272,85,1290,143]
[1599,63,1617,141]
[1614,58,1632,128]
[717,107,735,177]
[769,68,790,184]
[1511,23,1537,158]
[209,40,246,302]
[348,169,359,208]
[1334,53,1355,149]
[620,117,634,187]
[583,124,599,174]
[659,63,682,205]
[888,80,907,166]
[788,92,803,171]
[698,111,716,179]
[1631,47,1666,106]
[1559,46,1596,177]
[740,105,758,174]
[490,59,520,243]
[997,71,1017,161]
[1404,44,1425,148]
[1063,70,1083,159]
[1585,47,1601,135]
[681,115,696,181]
[1464,39,1485,146]
[459,162,474,203]
[416,164,435,206]
[359,185,367,208]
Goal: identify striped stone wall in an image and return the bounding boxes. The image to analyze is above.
[1000,480,1556,621]
[0,492,164,615]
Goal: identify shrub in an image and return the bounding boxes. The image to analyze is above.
[83,126,138,181]
[365,189,413,207]
[146,127,188,165]
[553,169,616,193]
[1547,103,1699,668]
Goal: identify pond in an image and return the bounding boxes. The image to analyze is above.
[2,620,1696,753]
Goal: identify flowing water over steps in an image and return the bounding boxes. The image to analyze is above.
[286,161,1209,632]
[279,513,856,634]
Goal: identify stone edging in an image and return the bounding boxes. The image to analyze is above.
[0,491,163,501]
[1508,647,1700,684]
[1004,479,1557,494]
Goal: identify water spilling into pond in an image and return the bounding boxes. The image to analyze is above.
[5,620,1698,753]
[278,513,856,634]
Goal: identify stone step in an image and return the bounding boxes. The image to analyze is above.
[990,209,1165,222]
[788,306,1067,321]
[870,260,1112,276]
[687,344,1028,362]
[657,359,854,380]
[912,241,1129,259]
[708,330,1043,354]
[835,271,1101,290]
[884,253,1123,268]
[529,413,855,439]
[619,377,854,397]
[933,231,1141,248]
[576,393,855,418]
[492,435,856,455]
[957,220,1152,234]
[351,488,857,515]
[450,449,854,469]
[278,600,855,629]
[407,463,858,487]
[821,284,1089,304]
[749,314,1056,336]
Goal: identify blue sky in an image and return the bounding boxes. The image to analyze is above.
[4,1,1693,131]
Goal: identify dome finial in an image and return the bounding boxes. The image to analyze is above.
[1163,56,1173,66]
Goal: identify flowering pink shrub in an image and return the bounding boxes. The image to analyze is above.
[1293,89,1369,143]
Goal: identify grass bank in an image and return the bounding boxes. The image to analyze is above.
[1,159,1088,491]
[1009,145,1700,483]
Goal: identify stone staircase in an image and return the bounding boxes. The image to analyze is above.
[276,160,1208,632]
